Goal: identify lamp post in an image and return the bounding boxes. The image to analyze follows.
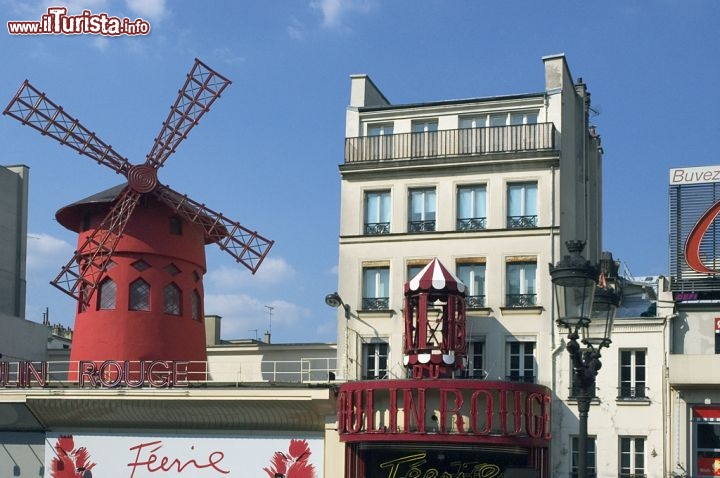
[550,240,620,478]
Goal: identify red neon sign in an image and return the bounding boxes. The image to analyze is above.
[684,200,720,274]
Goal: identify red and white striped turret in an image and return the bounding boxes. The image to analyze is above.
[403,258,467,379]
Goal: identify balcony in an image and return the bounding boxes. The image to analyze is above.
[345,123,557,163]
[362,297,390,310]
[506,293,537,307]
[457,217,487,231]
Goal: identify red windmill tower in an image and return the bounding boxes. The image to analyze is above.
[4,59,273,381]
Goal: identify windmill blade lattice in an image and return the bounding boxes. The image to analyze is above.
[155,184,274,273]
[3,59,273,303]
[145,59,231,170]
[3,80,132,175]
[51,187,142,304]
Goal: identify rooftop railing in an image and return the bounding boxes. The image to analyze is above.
[0,358,337,389]
[345,123,556,163]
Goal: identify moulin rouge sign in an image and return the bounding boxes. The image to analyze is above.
[338,379,551,445]
[0,360,192,388]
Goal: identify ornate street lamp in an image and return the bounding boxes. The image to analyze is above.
[550,240,620,478]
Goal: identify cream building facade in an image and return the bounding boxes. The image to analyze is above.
[331,54,668,476]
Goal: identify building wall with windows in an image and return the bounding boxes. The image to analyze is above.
[0,164,49,364]
[332,55,666,477]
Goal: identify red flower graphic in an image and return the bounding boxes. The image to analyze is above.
[51,435,96,478]
[263,439,316,478]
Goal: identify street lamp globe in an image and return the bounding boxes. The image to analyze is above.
[549,240,598,335]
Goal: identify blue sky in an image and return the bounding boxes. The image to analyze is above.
[1,0,718,343]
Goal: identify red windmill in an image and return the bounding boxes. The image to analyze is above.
[4,59,273,380]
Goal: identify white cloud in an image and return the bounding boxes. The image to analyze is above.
[287,17,306,40]
[205,256,296,292]
[124,0,167,21]
[204,293,310,341]
[26,233,74,273]
[310,0,373,29]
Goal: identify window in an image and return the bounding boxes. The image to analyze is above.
[367,123,394,160]
[571,436,597,478]
[510,111,539,125]
[191,289,201,321]
[129,278,150,311]
[362,341,389,379]
[169,216,182,235]
[619,350,647,399]
[466,340,485,378]
[619,436,645,477]
[457,185,487,230]
[507,182,538,228]
[411,120,438,157]
[364,190,391,235]
[163,283,182,316]
[131,259,151,272]
[457,261,486,308]
[506,260,537,307]
[408,188,436,232]
[506,340,535,383]
[459,116,485,154]
[98,278,116,310]
[407,260,430,282]
[362,266,389,310]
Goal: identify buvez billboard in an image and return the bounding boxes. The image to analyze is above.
[670,166,720,301]
[44,432,323,478]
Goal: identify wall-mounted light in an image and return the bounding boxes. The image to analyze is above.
[325,292,351,319]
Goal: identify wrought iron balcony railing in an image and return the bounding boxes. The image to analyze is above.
[618,384,648,400]
[507,215,538,229]
[408,220,436,233]
[345,123,557,163]
[506,374,536,384]
[457,217,487,231]
[364,222,390,235]
[361,297,390,310]
[465,295,486,308]
[506,294,537,307]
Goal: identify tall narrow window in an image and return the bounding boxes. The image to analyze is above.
[364,190,391,235]
[507,182,538,228]
[408,188,436,232]
[367,123,394,160]
[129,278,150,311]
[457,261,486,308]
[570,436,596,478]
[98,278,116,310]
[163,283,182,316]
[459,116,486,154]
[619,350,647,399]
[362,341,389,379]
[411,120,438,157]
[506,341,535,383]
[467,340,485,378]
[457,185,487,230]
[191,290,201,321]
[362,266,389,310]
[506,260,537,307]
[169,216,183,235]
[619,436,645,477]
